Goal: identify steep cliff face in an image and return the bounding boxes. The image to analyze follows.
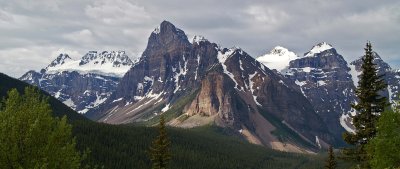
[87,21,332,152]
[183,71,251,130]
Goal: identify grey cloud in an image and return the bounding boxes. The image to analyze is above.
[0,0,399,78]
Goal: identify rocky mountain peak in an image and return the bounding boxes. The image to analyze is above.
[350,51,391,74]
[304,42,334,57]
[150,20,189,44]
[151,20,177,34]
[256,46,298,72]
[144,21,190,58]
[48,53,72,67]
[158,20,177,33]
[372,52,392,71]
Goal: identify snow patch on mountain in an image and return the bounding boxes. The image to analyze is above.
[348,64,360,87]
[249,72,262,106]
[218,48,241,90]
[302,67,313,73]
[173,58,188,93]
[112,98,123,103]
[388,85,394,103]
[192,35,208,44]
[315,136,321,149]
[294,80,306,87]
[340,114,355,133]
[257,46,298,72]
[153,26,160,34]
[304,42,333,57]
[295,80,308,97]
[63,98,76,109]
[79,92,108,114]
[161,103,171,112]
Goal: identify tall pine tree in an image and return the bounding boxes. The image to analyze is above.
[342,42,387,168]
[0,87,83,168]
[149,115,171,169]
[325,146,337,169]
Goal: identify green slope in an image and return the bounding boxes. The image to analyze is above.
[1,72,343,169]
[0,73,88,122]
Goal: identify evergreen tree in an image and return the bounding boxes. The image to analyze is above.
[366,101,400,169]
[342,42,387,168]
[325,146,337,169]
[149,115,171,169]
[0,87,83,168]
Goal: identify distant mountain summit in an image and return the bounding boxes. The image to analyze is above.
[45,51,133,77]
[256,46,298,72]
[48,53,72,67]
[20,51,134,113]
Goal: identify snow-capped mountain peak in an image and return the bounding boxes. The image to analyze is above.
[269,46,296,57]
[45,51,134,77]
[304,42,333,57]
[256,46,298,72]
[79,51,132,67]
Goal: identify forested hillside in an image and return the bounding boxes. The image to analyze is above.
[0,72,351,168]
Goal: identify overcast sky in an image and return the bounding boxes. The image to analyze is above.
[0,0,399,78]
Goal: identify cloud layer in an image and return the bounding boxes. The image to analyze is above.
[1,0,399,77]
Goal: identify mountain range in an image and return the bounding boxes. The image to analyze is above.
[20,21,400,152]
